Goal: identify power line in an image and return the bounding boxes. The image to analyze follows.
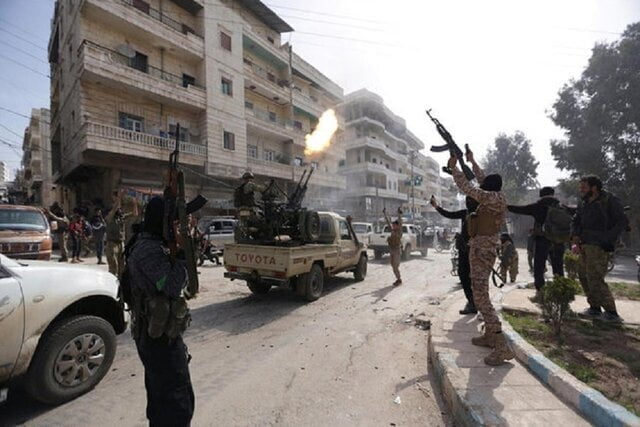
[0,16,50,44]
[0,27,48,52]
[273,13,383,32]
[0,123,24,140]
[263,3,386,25]
[0,76,50,102]
[0,53,50,78]
[0,39,49,64]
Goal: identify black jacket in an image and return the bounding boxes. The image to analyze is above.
[507,197,561,230]
[436,207,469,252]
[571,191,628,251]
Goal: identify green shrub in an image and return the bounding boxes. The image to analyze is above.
[563,251,580,280]
[542,276,581,336]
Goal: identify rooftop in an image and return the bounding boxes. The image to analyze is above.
[237,0,294,33]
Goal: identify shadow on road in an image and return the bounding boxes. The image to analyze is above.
[0,389,53,426]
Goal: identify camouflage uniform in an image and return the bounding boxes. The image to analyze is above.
[499,239,519,283]
[577,245,615,312]
[384,213,402,283]
[453,162,514,366]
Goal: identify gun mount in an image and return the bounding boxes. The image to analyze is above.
[235,168,321,245]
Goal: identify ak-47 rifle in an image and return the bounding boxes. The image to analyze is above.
[163,123,207,299]
[426,110,475,181]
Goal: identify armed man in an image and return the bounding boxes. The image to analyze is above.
[126,196,195,426]
[572,175,629,323]
[498,233,519,283]
[449,150,515,366]
[384,207,403,286]
[431,195,479,315]
[508,186,570,301]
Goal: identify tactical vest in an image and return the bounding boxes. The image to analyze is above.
[467,207,500,238]
[234,182,256,208]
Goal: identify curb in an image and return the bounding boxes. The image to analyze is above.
[501,317,640,427]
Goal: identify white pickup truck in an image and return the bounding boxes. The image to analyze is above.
[224,212,367,301]
[370,223,429,260]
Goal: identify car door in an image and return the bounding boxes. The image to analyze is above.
[338,220,357,269]
[0,264,25,383]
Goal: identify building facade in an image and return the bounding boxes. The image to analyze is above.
[21,108,54,208]
[48,0,344,212]
[0,161,9,183]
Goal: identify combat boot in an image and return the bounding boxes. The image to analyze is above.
[471,330,495,348]
[484,332,515,366]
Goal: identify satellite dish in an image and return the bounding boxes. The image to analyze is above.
[116,44,135,58]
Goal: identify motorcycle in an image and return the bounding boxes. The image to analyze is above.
[198,239,222,266]
[636,255,640,283]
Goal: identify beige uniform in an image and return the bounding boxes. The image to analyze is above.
[385,214,402,282]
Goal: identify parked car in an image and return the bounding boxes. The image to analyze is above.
[0,254,126,404]
[370,223,429,260]
[0,205,53,260]
[200,218,237,251]
[352,222,373,246]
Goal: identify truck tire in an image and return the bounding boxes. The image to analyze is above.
[24,315,117,405]
[354,254,367,282]
[402,244,411,261]
[301,264,324,302]
[247,280,271,296]
[374,250,383,260]
[304,211,320,242]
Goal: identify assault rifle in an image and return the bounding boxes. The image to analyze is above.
[163,123,207,299]
[426,110,475,181]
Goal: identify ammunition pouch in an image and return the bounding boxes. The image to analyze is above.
[467,209,500,238]
[141,294,191,340]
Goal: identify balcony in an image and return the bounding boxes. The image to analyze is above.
[242,30,289,68]
[83,121,206,166]
[247,158,345,189]
[84,0,204,60]
[243,61,290,102]
[245,105,304,142]
[345,186,408,201]
[292,89,325,118]
[346,137,408,163]
[293,167,345,190]
[81,40,206,110]
[340,161,401,177]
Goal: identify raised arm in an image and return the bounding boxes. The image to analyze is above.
[465,149,485,184]
[507,203,538,216]
[436,206,467,220]
[452,163,496,204]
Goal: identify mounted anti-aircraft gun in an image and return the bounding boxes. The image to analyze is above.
[234,168,320,245]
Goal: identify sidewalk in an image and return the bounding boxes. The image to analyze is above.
[428,290,589,426]
[502,288,640,325]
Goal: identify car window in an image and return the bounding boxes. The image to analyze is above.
[339,221,351,240]
[402,226,408,233]
[0,209,47,231]
[353,224,368,234]
[383,225,391,233]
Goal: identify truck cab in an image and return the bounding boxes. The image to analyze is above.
[370,223,428,260]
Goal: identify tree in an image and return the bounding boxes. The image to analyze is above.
[550,22,640,244]
[483,131,540,203]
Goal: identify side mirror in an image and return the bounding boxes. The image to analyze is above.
[50,221,58,232]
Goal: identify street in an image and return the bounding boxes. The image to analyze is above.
[3,251,460,427]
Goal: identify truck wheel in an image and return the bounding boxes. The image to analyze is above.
[247,280,271,296]
[374,250,383,260]
[301,264,324,301]
[354,254,367,282]
[402,244,411,261]
[305,211,320,242]
[24,315,117,405]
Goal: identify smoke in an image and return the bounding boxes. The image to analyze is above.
[304,109,339,157]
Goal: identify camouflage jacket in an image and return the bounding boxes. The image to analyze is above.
[384,213,402,249]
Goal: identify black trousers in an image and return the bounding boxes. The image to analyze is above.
[458,249,474,307]
[135,332,195,427]
[533,237,565,289]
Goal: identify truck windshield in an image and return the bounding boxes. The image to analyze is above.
[353,224,368,233]
[0,209,47,231]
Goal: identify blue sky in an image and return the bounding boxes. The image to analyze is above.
[1,0,639,184]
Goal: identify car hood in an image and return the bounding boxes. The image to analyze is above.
[0,230,48,240]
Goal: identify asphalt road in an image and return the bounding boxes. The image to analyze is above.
[2,250,460,427]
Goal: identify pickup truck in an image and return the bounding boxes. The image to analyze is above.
[224,212,367,301]
[370,223,428,260]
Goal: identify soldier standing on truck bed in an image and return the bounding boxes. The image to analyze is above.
[384,207,403,286]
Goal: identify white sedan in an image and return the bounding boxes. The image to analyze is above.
[0,254,126,404]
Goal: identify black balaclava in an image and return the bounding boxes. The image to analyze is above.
[539,186,555,197]
[465,196,479,213]
[480,174,502,192]
[143,197,165,237]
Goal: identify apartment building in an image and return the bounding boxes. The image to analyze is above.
[48,0,344,211]
[21,108,54,207]
[0,161,9,183]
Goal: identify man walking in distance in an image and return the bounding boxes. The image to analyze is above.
[126,197,194,426]
[106,190,137,277]
[572,175,628,323]
[45,202,70,262]
[498,233,519,283]
[431,195,478,314]
[449,151,514,366]
[383,207,403,286]
[508,187,569,301]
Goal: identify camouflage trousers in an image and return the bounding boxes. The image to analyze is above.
[389,247,401,281]
[106,240,124,278]
[578,244,616,313]
[499,253,519,283]
[469,237,502,334]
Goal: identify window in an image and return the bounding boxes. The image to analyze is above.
[129,51,148,73]
[339,221,351,240]
[311,161,318,169]
[338,159,345,167]
[247,144,258,158]
[223,131,235,150]
[268,112,276,122]
[293,120,302,130]
[264,150,275,162]
[133,0,150,13]
[221,78,233,96]
[119,112,144,132]
[169,124,188,142]
[244,101,253,110]
[293,157,303,166]
[267,36,275,44]
[365,197,372,211]
[220,32,232,51]
[182,73,195,88]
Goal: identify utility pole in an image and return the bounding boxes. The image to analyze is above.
[410,151,415,221]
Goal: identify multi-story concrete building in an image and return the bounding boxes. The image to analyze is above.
[21,108,54,207]
[0,161,9,183]
[48,0,344,211]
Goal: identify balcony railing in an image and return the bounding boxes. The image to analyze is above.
[86,122,206,156]
[83,40,205,90]
[244,60,288,91]
[245,105,306,135]
[120,0,202,38]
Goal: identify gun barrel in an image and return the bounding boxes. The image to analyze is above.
[303,167,314,187]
